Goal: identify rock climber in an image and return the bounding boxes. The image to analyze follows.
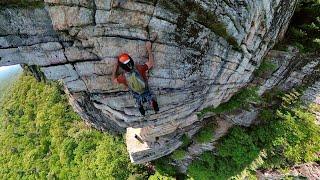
[112,33,159,116]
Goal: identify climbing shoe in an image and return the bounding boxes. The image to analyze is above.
[152,100,159,113]
[139,106,145,116]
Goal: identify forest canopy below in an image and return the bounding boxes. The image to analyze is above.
[0,74,147,179]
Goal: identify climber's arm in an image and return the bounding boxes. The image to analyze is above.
[145,41,154,69]
[112,61,119,84]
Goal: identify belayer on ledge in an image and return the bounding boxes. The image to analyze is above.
[112,33,159,116]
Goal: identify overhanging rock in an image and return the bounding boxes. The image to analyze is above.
[0,0,298,163]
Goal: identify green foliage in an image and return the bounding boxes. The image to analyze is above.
[198,87,261,118]
[0,79,16,102]
[258,109,274,122]
[310,102,320,112]
[151,134,191,178]
[0,75,144,179]
[181,134,192,149]
[290,27,307,39]
[254,59,277,77]
[252,92,320,168]
[280,90,301,108]
[261,88,285,104]
[188,90,320,179]
[171,149,186,161]
[218,127,260,166]
[128,171,150,180]
[0,66,22,101]
[152,157,177,178]
[275,0,320,53]
[148,171,175,180]
[194,125,214,143]
[152,124,216,178]
[188,127,260,180]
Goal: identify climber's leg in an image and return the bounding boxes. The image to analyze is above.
[142,89,159,113]
[138,105,145,116]
[132,91,145,116]
[151,99,159,113]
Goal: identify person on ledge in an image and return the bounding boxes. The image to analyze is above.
[112,34,159,116]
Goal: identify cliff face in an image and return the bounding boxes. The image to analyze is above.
[0,0,300,163]
[174,48,320,172]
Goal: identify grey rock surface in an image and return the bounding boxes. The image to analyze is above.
[257,163,320,180]
[174,50,320,172]
[0,0,299,163]
[302,80,320,124]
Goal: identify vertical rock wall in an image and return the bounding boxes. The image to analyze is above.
[0,0,299,163]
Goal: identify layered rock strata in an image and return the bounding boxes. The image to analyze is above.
[0,0,299,163]
[174,50,320,172]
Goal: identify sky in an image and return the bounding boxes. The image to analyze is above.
[0,65,22,79]
[0,65,14,72]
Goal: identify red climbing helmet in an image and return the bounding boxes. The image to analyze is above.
[118,53,134,71]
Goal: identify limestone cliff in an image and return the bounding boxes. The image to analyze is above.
[0,0,301,163]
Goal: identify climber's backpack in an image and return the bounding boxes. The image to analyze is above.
[125,69,147,94]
